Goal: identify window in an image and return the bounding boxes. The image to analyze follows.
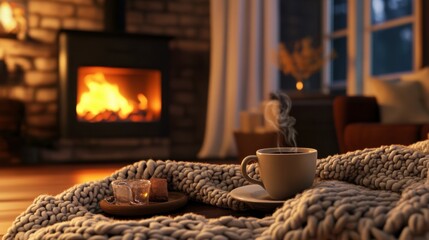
[323,0,348,91]
[323,0,421,93]
[365,0,421,79]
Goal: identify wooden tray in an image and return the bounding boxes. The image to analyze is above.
[99,192,188,217]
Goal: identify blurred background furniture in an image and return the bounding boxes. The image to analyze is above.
[0,99,25,164]
[234,94,340,161]
[234,131,279,163]
[333,96,429,153]
[290,94,338,158]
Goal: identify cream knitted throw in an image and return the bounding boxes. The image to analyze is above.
[4,142,429,240]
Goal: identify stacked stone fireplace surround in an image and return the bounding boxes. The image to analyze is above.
[0,0,210,163]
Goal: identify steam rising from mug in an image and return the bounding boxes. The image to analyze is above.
[264,92,297,148]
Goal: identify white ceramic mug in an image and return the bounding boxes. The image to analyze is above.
[241,147,317,200]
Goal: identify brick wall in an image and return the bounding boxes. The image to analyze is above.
[0,0,210,162]
[0,0,105,143]
[126,0,210,158]
[127,0,210,158]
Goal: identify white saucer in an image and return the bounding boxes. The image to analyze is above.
[230,185,286,211]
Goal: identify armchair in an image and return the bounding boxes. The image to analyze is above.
[333,96,424,153]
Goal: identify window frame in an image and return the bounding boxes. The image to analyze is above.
[363,0,422,81]
[322,0,349,93]
[322,0,422,94]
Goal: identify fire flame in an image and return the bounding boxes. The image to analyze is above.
[137,94,147,110]
[76,72,149,121]
[0,1,17,33]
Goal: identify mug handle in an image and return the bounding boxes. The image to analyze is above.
[241,155,264,187]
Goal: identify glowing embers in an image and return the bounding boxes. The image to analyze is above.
[76,67,161,123]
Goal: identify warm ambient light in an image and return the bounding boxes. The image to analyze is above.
[296,81,303,91]
[73,169,114,184]
[0,1,26,39]
[0,1,16,32]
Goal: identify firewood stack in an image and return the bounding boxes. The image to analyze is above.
[0,99,25,164]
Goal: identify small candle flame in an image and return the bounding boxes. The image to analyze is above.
[296,81,304,91]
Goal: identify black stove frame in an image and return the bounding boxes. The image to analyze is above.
[58,30,170,138]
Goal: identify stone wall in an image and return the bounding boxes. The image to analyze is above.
[0,0,210,162]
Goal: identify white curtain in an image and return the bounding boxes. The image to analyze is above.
[198,0,280,158]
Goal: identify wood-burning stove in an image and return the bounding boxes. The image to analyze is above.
[59,30,170,138]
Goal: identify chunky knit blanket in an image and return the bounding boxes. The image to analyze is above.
[4,141,429,240]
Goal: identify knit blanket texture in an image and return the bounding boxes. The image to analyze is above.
[4,141,429,240]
